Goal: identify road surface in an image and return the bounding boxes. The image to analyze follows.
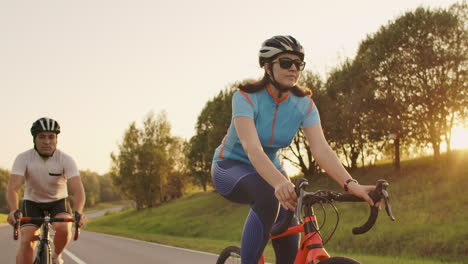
[0,208,220,263]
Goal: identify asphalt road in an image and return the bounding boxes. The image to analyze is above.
[0,208,220,263]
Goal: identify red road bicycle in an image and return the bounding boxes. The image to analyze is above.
[13,211,81,264]
[217,178,395,264]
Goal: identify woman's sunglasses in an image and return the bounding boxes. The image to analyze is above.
[273,58,306,71]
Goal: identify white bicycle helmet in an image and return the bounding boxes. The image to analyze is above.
[258,35,305,67]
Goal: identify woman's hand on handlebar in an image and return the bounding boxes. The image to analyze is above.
[274,181,297,211]
[347,183,379,207]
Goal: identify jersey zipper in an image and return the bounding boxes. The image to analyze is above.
[270,103,279,145]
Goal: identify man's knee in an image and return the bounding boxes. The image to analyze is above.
[19,239,36,250]
[53,213,72,235]
[19,227,38,250]
[53,223,71,236]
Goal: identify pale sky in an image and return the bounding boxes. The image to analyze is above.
[0,0,459,174]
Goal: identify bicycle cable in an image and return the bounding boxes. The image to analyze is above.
[299,198,328,248]
[317,202,327,231]
[321,202,340,245]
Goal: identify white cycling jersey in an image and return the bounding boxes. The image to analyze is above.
[11,148,79,203]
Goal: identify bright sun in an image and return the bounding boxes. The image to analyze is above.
[450,125,468,150]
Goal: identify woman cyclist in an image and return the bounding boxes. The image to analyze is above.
[211,35,376,264]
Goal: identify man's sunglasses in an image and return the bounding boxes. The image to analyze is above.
[273,58,306,71]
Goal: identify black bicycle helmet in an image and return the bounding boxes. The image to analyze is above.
[31,117,61,137]
[258,35,305,67]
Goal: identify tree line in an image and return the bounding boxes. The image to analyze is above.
[110,4,466,208]
[0,167,122,213]
[4,4,462,212]
[2,5,462,263]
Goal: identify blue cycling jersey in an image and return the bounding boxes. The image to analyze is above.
[213,85,320,168]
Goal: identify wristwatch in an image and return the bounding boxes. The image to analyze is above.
[344,178,358,192]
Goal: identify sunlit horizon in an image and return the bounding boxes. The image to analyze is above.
[447,125,468,150]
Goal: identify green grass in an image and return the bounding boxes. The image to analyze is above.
[86,149,468,263]
[0,213,7,224]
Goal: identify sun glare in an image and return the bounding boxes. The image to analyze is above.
[450,126,468,150]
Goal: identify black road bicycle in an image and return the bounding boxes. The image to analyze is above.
[13,211,80,264]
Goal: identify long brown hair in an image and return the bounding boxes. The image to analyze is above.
[238,72,312,97]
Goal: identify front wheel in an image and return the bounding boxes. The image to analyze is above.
[318,256,361,264]
[216,246,241,264]
[34,243,51,264]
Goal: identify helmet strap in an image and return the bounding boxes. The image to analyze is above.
[268,64,290,98]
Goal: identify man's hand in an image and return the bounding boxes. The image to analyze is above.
[74,211,88,227]
[7,210,21,226]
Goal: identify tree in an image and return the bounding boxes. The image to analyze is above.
[282,71,324,179]
[110,112,176,209]
[357,6,467,164]
[110,122,140,208]
[99,173,122,202]
[163,137,188,200]
[0,168,9,213]
[356,24,416,170]
[445,2,468,153]
[79,170,101,207]
[319,57,385,172]
[188,86,235,191]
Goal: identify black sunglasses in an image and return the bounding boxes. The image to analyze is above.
[273,58,306,71]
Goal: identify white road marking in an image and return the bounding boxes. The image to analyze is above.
[63,249,87,264]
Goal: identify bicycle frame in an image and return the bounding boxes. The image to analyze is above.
[34,217,53,264]
[259,207,330,264]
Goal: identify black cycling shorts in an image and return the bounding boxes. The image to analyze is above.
[21,199,71,228]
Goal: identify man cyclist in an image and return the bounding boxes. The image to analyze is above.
[6,117,88,264]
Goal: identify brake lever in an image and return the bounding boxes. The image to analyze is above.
[13,210,21,240]
[295,188,304,224]
[382,189,395,221]
[294,179,309,224]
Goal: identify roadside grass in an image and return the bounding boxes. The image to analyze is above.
[0,213,7,224]
[86,149,468,263]
[304,150,468,262]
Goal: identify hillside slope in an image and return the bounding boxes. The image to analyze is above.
[88,150,468,262]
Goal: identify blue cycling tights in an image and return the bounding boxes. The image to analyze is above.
[212,159,299,264]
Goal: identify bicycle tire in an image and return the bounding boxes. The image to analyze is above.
[42,243,51,264]
[216,246,241,264]
[34,243,51,264]
[33,243,43,264]
[318,256,361,264]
